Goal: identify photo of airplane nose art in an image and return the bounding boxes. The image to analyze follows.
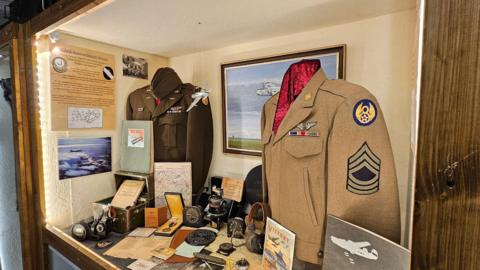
[57,137,112,180]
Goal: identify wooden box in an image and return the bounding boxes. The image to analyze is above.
[145,207,168,228]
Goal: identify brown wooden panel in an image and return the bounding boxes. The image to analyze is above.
[43,226,119,270]
[7,23,44,270]
[412,0,480,269]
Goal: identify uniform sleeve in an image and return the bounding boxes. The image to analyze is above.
[126,93,133,120]
[186,97,213,200]
[327,93,401,243]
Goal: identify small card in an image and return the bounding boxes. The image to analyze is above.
[127,259,157,270]
[151,247,176,260]
[221,177,244,202]
[175,242,204,258]
[128,128,145,148]
[128,227,156,238]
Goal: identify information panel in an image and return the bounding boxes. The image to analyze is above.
[50,44,115,130]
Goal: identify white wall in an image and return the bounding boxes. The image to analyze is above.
[170,9,417,243]
[0,56,23,269]
[40,33,169,227]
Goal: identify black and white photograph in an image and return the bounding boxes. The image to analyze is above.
[58,137,112,180]
[323,215,410,270]
[123,54,148,79]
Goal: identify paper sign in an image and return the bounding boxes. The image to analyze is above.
[50,44,115,130]
[67,107,103,128]
[128,129,145,148]
[221,177,244,202]
[111,180,145,209]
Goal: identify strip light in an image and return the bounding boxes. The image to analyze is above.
[35,35,54,223]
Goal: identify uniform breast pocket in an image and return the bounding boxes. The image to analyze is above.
[284,136,323,158]
[157,116,186,148]
[133,110,152,121]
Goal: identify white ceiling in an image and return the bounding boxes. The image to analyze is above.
[59,0,415,57]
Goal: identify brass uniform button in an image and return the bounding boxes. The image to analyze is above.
[305,93,312,101]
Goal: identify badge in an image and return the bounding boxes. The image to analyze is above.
[167,106,183,114]
[52,57,67,73]
[103,66,114,80]
[288,131,319,137]
[353,99,377,126]
[297,121,317,131]
[137,107,144,112]
[347,142,380,195]
[202,97,209,106]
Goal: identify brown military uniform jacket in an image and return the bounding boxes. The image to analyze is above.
[127,68,213,197]
[261,69,400,265]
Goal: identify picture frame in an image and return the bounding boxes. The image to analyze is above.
[221,45,346,156]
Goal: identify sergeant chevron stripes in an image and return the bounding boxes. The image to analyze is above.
[347,142,381,195]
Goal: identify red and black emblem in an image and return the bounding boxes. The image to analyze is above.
[347,142,380,195]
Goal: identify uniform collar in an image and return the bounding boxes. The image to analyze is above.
[152,90,183,118]
[271,68,327,144]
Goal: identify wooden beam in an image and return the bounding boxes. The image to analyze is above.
[30,0,108,34]
[412,0,480,269]
[7,24,42,270]
[13,0,111,268]
[0,22,18,44]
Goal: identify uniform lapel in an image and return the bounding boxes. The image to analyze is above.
[272,69,327,144]
[142,87,157,114]
[262,95,278,144]
[152,91,183,118]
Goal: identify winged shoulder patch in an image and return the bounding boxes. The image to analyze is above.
[347,142,380,195]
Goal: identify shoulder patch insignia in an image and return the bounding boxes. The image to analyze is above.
[353,99,377,126]
[347,142,380,195]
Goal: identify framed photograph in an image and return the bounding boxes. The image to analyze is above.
[57,137,112,180]
[122,54,148,79]
[221,45,345,156]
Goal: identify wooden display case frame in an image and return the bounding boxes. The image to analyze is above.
[11,0,480,269]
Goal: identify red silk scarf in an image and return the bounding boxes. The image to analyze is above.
[272,59,320,133]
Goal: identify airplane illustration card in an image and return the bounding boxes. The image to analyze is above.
[323,215,410,270]
[262,217,295,270]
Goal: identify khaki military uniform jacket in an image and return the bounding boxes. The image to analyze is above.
[261,69,400,265]
[127,84,213,197]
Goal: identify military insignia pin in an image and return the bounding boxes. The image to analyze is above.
[297,121,317,131]
[353,99,377,126]
[347,142,380,195]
